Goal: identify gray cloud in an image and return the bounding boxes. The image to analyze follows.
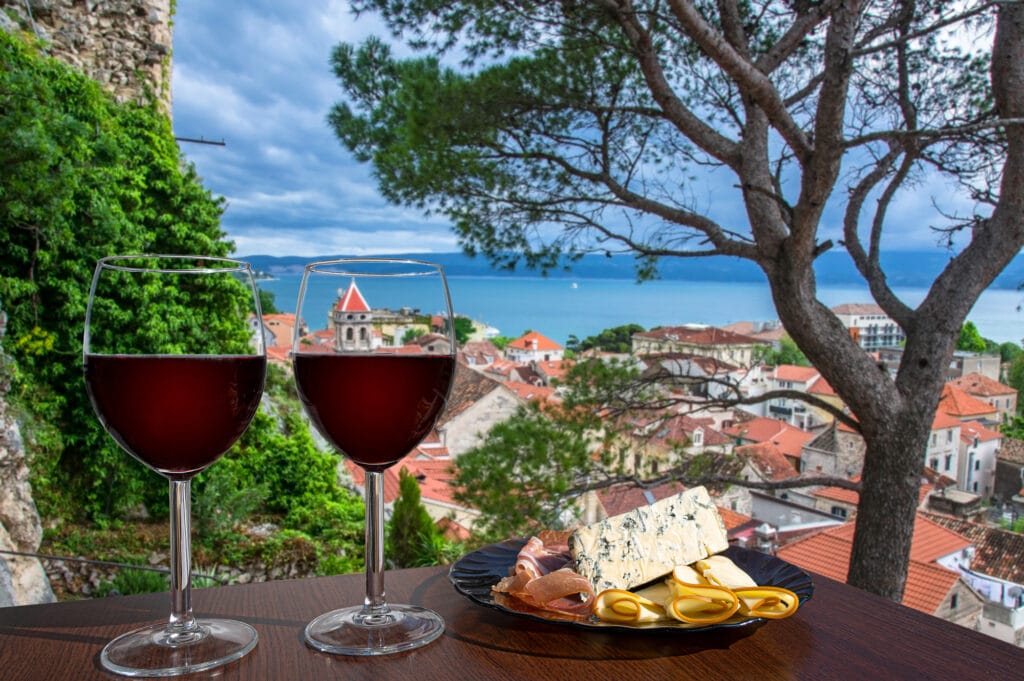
[171,1,458,257]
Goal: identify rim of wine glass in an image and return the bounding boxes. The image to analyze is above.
[294,257,456,355]
[303,257,444,277]
[94,253,254,274]
[85,254,263,357]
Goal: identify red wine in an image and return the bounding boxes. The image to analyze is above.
[84,354,266,478]
[293,353,455,470]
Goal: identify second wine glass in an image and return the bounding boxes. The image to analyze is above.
[292,258,455,656]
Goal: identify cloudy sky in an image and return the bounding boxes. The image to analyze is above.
[171,1,457,257]
[170,2,985,260]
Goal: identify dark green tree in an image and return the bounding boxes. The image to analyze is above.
[452,402,593,543]
[0,32,236,518]
[388,467,441,568]
[957,321,988,353]
[578,324,645,353]
[452,316,474,344]
[328,1,1024,602]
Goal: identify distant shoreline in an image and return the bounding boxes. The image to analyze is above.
[241,251,1024,291]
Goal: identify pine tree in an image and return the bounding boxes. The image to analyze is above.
[388,467,439,568]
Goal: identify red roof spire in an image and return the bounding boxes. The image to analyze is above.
[335,279,371,312]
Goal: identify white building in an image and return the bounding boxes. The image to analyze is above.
[831,302,905,350]
[959,420,1002,498]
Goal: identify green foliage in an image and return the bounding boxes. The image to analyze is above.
[96,568,169,597]
[453,316,474,344]
[258,289,279,315]
[387,467,442,568]
[490,335,514,350]
[0,31,237,520]
[192,462,269,549]
[402,327,426,344]
[957,321,987,353]
[451,402,593,543]
[1008,355,1024,410]
[577,324,645,354]
[998,342,1022,364]
[754,336,810,367]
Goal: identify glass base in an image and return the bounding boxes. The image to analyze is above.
[304,604,444,656]
[100,618,258,677]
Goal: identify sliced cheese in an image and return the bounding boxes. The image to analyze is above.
[569,485,729,592]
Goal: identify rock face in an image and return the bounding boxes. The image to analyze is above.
[0,311,56,606]
[0,0,174,109]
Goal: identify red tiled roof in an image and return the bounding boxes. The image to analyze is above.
[812,477,860,505]
[717,506,752,531]
[334,280,370,312]
[504,381,556,403]
[635,325,763,346]
[824,514,970,563]
[931,410,963,431]
[722,417,814,457]
[807,376,837,397]
[594,481,688,518]
[921,511,1024,584]
[831,303,885,316]
[774,365,819,383]
[507,331,563,351]
[736,441,799,481]
[959,420,1001,444]
[949,372,1015,397]
[939,384,999,419]
[777,517,965,614]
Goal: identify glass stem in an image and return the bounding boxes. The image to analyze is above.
[168,478,197,633]
[364,470,387,614]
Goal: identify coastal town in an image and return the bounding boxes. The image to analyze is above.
[251,284,1024,648]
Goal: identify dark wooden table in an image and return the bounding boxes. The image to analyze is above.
[0,564,1020,680]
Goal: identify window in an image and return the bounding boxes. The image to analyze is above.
[831,506,848,519]
[946,430,954,444]
[346,328,353,341]
[692,429,704,446]
[973,481,979,492]
[931,433,937,446]
[930,458,939,470]
[945,455,953,472]
[974,460,980,471]
[951,594,958,609]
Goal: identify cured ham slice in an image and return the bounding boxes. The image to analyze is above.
[492,533,594,617]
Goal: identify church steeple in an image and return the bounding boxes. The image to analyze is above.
[332,279,373,351]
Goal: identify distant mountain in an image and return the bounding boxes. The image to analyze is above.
[243,250,1024,290]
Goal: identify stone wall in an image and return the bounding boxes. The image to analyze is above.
[0,310,55,605]
[0,0,174,108]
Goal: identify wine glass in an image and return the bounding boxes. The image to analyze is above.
[83,255,266,676]
[292,258,455,656]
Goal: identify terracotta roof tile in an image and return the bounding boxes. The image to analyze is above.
[959,420,1001,444]
[736,441,799,481]
[334,280,371,313]
[831,303,885,316]
[507,331,563,351]
[635,325,764,346]
[723,417,814,457]
[950,372,1015,397]
[774,365,820,383]
[931,410,963,431]
[439,364,512,424]
[777,520,963,614]
[921,512,1024,584]
[939,384,999,419]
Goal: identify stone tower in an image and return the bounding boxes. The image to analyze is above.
[0,0,174,109]
[332,280,375,351]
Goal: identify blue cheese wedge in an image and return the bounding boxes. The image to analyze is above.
[569,486,729,592]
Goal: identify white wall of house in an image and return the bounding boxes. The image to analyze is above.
[440,385,521,457]
[959,436,1000,498]
[927,424,961,480]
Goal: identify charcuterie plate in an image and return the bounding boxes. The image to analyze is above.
[449,538,813,633]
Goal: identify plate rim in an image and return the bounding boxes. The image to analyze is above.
[448,537,814,633]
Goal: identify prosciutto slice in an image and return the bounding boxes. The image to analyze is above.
[492,532,594,617]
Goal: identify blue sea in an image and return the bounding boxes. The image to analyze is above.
[258,274,1024,347]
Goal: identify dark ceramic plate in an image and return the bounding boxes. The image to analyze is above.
[448,538,814,633]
